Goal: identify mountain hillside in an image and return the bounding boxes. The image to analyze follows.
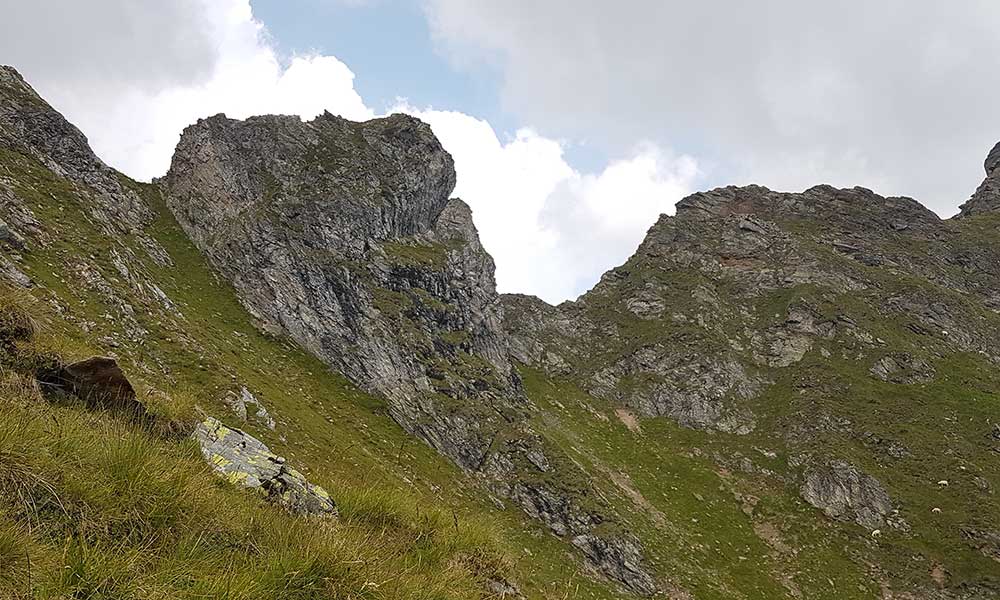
[1,65,998,599]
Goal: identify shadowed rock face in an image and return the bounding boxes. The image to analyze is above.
[36,356,150,421]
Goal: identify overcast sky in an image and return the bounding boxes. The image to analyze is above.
[2,1,998,303]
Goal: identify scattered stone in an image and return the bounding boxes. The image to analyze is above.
[0,257,32,288]
[223,386,276,430]
[485,577,524,599]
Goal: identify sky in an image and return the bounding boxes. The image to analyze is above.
[1,1,998,304]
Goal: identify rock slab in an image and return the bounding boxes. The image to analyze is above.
[192,416,336,517]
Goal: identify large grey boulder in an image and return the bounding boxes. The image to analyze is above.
[800,461,893,530]
[192,417,336,517]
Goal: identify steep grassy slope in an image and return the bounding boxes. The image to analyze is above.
[0,144,634,598]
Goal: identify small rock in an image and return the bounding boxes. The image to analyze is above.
[223,386,276,430]
[870,353,935,384]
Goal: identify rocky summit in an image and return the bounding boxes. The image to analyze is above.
[2,64,1000,599]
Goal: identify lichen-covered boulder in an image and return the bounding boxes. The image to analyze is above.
[192,417,336,517]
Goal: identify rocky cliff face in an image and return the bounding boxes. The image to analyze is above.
[162,112,513,414]
[161,110,658,594]
[506,182,1000,429]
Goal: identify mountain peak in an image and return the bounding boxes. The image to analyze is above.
[0,64,153,230]
[958,140,1000,217]
[667,183,939,236]
[985,140,1000,175]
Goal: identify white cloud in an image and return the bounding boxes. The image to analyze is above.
[0,0,699,302]
[422,0,1000,216]
[393,105,698,302]
[1,0,372,181]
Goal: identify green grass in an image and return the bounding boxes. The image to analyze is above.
[383,240,449,269]
[519,367,878,600]
[0,388,513,599]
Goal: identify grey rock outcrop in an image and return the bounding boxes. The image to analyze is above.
[572,534,657,596]
[193,417,336,516]
[162,112,519,464]
[958,141,1000,217]
[800,461,894,530]
[870,353,935,384]
[162,110,658,594]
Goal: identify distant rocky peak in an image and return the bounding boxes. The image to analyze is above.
[674,184,937,226]
[0,65,152,230]
[985,141,1000,175]
[165,110,456,249]
[1,65,103,178]
[959,140,1000,217]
